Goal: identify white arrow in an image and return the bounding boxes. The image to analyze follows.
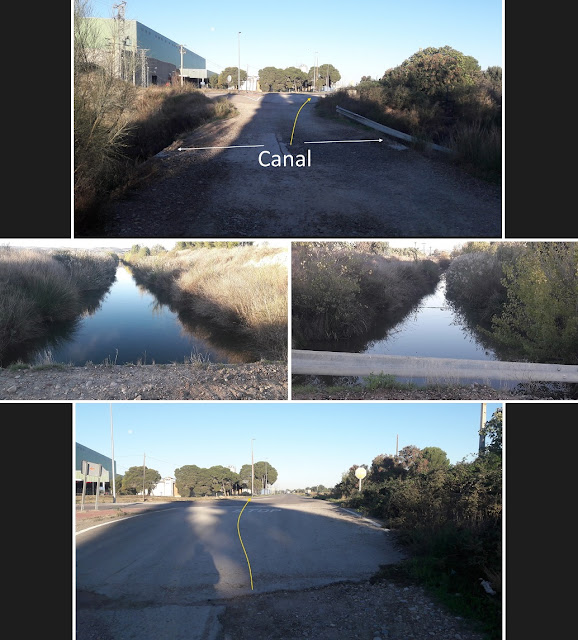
[178,144,265,151]
[304,139,383,144]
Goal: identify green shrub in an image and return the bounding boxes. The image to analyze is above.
[292,243,441,345]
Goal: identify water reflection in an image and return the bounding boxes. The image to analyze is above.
[363,278,498,360]
[298,276,518,389]
[7,266,257,366]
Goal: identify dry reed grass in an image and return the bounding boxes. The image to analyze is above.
[125,245,288,359]
[0,247,118,364]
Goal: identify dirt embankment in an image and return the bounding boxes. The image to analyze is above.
[0,361,287,400]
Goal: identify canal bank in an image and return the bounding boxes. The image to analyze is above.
[0,361,287,400]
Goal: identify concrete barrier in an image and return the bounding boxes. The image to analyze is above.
[336,106,453,154]
[291,350,578,383]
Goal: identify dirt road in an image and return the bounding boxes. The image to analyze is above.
[100,92,501,239]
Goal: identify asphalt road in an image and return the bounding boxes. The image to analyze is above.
[101,92,501,238]
[75,494,403,639]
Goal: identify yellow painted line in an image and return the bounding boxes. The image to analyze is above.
[289,98,311,145]
[237,497,254,590]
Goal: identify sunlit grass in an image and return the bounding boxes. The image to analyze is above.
[124,245,288,360]
[0,246,118,364]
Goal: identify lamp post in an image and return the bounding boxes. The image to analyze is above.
[110,404,116,503]
[179,44,186,86]
[237,32,241,90]
[251,438,255,496]
[314,51,318,91]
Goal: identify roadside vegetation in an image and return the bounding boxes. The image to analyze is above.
[74,0,237,235]
[316,46,501,183]
[0,247,118,366]
[292,241,577,399]
[122,242,288,361]
[321,408,503,640]
[292,241,444,347]
[445,241,578,366]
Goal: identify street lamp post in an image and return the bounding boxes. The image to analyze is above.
[110,404,116,503]
[314,51,318,91]
[251,438,255,496]
[238,32,241,90]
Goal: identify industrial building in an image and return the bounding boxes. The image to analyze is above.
[83,12,217,87]
[75,442,177,497]
[75,443,114,495]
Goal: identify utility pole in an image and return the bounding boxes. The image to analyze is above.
[113,2,126,79]
[179,45,186,86]
[238,32,241,90]
[142,453,146,502]
[396,434,398,458]
[110,404,116,503]
[139,48,149,87]
[479,403,487,454]
[314,52,318,91]
[251,438,255,496]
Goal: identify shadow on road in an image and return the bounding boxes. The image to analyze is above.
[95,91,501,239]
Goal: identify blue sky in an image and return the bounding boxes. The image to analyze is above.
[75,401,502,489]
[86,0,503,86]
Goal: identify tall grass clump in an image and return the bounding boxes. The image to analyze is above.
[449,121,501,181]
[74,1,137,225]
[74,1,238,234]
[0,246,118,364]
[292,242,441,346]
[123,244,288,360]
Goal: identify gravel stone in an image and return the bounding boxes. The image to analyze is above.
[0,362,287,400]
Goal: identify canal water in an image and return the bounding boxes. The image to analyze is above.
[302,276,523,389]
[363,277,497,361]
[16,265,257,366]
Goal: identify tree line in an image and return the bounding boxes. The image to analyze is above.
[205,64,341,92]
[116,460,278,497]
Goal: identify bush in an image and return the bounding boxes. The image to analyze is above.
[292,243,441,345]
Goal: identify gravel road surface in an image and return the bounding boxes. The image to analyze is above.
[100,92,501,239]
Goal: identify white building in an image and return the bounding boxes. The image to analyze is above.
[150,477,176,497]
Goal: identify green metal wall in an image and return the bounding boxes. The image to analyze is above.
[75,443,112,482]
[84,18,206,70]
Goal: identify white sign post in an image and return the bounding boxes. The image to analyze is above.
[81,461,103,511]
[355,467,367,491]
